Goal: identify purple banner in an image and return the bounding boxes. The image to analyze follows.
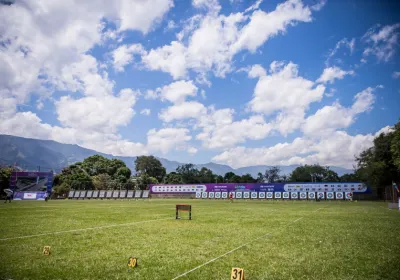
[13,191,48,200]
[150,182,370,194]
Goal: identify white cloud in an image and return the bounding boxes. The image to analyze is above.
[392,72,400,79]
[142,0,316,79]
[159,101,207,122]
[147,127,192,154]
[325,38,355,66]
[112,44,146,72]
[248,64,267,78]
[140,109,151,116]
[212,127,392,169]
[187,147,198,155]
[159,80,198,104]
[316,66,355,84]
[363,23,400,62]
[311,0,327,11]
[55,88,138,134]
[302,87,377,137]
[196,111,272,149]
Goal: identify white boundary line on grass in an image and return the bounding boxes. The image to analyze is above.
[171,206,327,280]
[0,217,173,241]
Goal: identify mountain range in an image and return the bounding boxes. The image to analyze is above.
[0,134,353,176]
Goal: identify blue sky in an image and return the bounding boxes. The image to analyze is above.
[1,0,399,168]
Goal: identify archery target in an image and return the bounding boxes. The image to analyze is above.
[291,192,298,199]
[308,192,316,199]
[300,192,307,199]
[274,192,282,199]
[215,192,221,199]
[195,192,202,198]
[202,192,208,199]
[335,192,343,199]
[258,192,266,199]
[236,192,243,199]
[345,192,352,200]
[208,192,215,199]
[317,192,325,199]
[221,192,228,199]
[251,192,258,199]
[266,192,273,199]
[283,192,290,199]
[243,192,250,199]
[326,192,334,199]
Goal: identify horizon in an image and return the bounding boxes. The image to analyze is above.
[1,0,399,169]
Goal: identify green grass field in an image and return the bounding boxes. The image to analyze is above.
[1,199,399,280]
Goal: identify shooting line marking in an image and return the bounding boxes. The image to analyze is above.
[0,217,173,241]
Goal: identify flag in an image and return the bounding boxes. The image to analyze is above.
[393,182,399,193]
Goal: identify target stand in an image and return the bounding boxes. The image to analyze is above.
[176,204,192,220]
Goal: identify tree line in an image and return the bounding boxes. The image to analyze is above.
[1,121,399,198]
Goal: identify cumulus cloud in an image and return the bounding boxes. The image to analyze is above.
[147,127,192,154]
[316,66,355,84]
[159,101,207,122]
[363,23,400,62]
[112,44,146,72]
[212,127,392,169]
[140,109,151,116]
[142,0,317,79]
[159,80,198,104]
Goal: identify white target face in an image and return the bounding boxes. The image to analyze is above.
[208,192,215,198]
[202,192,208,198]
[308,192,315,199]
[327,192,334,199]
[300,192,307,199]
[215,192,221,198]
[196,192,201,198]
[251,192,258,199]
[259,192,266,198]
[243,192,250,199]
[283,192,289,199]
[345,192,352,199]
[221,192,228,198]
[266,192,273,199]
[317,192,325,199]
[336,192,343,199]
[291,192,298,199]
[275,192,282,199]
[236,192,243,198]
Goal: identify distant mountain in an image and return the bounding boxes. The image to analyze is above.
[0,134,353,176]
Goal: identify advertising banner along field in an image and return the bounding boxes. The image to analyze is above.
[149,182,369,194]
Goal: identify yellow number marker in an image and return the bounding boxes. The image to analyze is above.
[127,257,137,268]
[43,246,51,256]
[231,267,244,280]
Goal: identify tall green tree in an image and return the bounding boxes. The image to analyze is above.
[164,172,183,184]
[240,173,256,183]
[176,164,199,183]
[224,172,236,182]
[136,174,158,190]
[198,167,216,183]
[135,156,166,182]
[390,122,400,170]
[264,166,281,183]
[289,164,339,182]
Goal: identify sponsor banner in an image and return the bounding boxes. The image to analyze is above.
[274,192,282,199]
[291,192,298,199]
[142,190,150,198]
[221,192,228,199]
[308,192,316,199]
[326,192,334,200]
[317,192,325,199]
[86,190,93,198]
[119,190,127,198]
[243,192,250,199]
[300,192,307,199]
[149,182,370,194]
[258,192,266,199]
[202,192,208,199]
[335,192,344,200]
[251,192,258,199]
[195,192,202,199]
[215,192,221,199]
[208,192,215,199]
[345,192,352,200]
[236,192,243,199]
[266,192,273,199]
[13,192,47,200]
[126,190,134,198]
[282,192,290,199]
